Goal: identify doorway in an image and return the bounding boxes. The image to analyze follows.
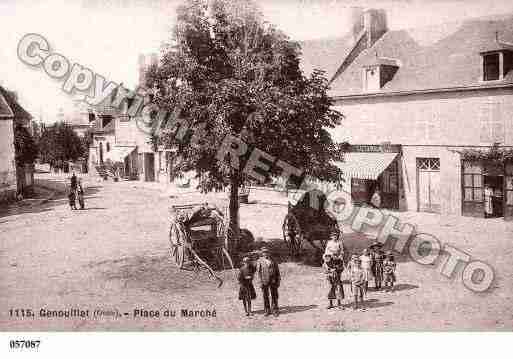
[483,175,503,218]
[417,158,441,213]
[144,153,155,182]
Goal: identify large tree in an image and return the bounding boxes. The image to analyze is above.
[14,123,38,167]
[148,0,343,245]
[38,122,84,171]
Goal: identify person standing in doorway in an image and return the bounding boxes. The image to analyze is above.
[484,185,493,218]
[370,185,382,209]
[256,247,281,317]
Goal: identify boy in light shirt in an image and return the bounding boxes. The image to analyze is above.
[359,249,373,293]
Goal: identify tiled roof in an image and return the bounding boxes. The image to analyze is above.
[299,34,354,80]
[0,86,32,121]
[0,91,14,118]
[300,13,513,97]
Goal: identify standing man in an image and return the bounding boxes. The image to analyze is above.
[256,247,281,317]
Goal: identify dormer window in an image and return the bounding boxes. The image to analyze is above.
[480,34,513,82]
[483,53,500,81]
[362,56,400,92]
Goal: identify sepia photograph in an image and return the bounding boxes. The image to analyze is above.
[1,0,513,346]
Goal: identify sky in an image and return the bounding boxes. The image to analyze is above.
[2,0,513,123]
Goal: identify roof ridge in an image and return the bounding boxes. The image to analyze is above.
[393,11,513,34]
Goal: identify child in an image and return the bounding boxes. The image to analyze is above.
[383,251,397,292]
[323,254,345,310]
[359,248,373,293]
[77,180,85,210]
[371,244,384,290]
[238,257,256,316]
[349,257,366,311]
[68,189,77,210]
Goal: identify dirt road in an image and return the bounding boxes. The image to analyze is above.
[1,175,512,331]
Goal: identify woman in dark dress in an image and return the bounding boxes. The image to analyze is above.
[238,257,256,316]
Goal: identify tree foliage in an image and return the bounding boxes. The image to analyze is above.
[147,0,343,240]
[38,122,84,169]
[14,123,38,167]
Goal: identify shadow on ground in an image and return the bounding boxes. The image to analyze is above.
[89,254,235,294]
[253,304,318,316]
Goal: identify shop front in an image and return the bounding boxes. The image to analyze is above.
[461,160,513,221]
[335,145,401,210]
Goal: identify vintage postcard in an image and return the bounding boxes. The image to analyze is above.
[1,0,513,340]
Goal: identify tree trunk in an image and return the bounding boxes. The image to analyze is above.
[228,171,240,254]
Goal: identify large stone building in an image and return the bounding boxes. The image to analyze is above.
[301,9,513,220]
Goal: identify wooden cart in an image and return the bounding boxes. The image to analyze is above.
[282,189,340,256]
[169,203,235,287]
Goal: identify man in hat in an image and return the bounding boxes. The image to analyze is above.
[256,247,281,316]
[370,242,384,290]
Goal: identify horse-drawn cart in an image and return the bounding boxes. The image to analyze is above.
[282,189,340,256]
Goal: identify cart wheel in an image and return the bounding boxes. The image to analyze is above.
[171,244,185,269]
[169,223,186,269]
[282,213,302,256]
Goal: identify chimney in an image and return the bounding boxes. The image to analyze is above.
[363,9,387,48]
[350,7,365,43]
[138,53,158,88]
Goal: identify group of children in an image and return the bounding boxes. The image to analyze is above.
[236,234,397,316]
[323,238,397,311]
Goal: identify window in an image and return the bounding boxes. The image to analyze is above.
[417,158,440,171]
[106,142,110,152]
[483,53,500,81]
[363,67,380,91]
[479,102,504,143]
[462,161,483,202]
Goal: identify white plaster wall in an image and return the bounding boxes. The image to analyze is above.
[0,119,17,196]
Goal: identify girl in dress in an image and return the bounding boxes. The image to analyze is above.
[238,257,256,316]
[323,254,345,309]
[383,251,397,292]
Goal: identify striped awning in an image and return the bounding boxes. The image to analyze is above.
[333,152,398,180]
[104,146,136,163]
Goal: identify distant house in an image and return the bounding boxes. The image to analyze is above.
[0,86,33,202]
[88,53,175,183]
[301,9,513,220]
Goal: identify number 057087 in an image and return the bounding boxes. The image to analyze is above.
[9,340,40,349]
